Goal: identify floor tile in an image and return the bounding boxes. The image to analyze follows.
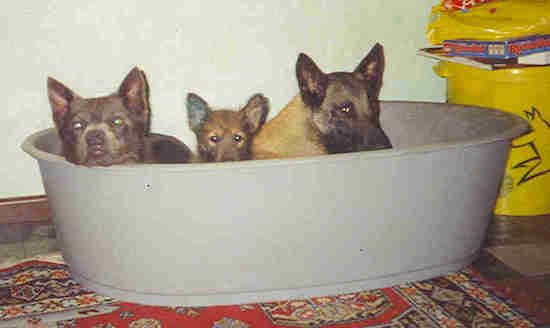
[487,243,550,277]
[471,249,522,281]
[492,277,550,325]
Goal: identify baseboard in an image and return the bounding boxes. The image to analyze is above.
[0,195,51,224]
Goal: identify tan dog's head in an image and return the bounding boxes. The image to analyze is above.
[187,93,269,162]
[48,67,150,166]
[297,43,392,153]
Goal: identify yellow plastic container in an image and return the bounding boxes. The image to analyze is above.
[435,62,550,216]
[426,0,550,45]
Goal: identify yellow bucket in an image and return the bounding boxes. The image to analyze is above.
[435,62,550,216]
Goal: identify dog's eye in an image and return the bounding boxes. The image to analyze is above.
[338,104,353,114]
[112,118,125,126]
[233,134,243,143]
[71,121,84,130]
[209,135,219,143]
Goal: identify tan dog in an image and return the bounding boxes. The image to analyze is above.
[252,43,392,160]
[187,93,269,162]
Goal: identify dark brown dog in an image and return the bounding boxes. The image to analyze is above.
[143,133,194,164]
[48,67,192,165]
[187,93,269,162]
[252,43,392,159]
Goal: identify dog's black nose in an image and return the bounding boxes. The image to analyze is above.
[86,130,106,145]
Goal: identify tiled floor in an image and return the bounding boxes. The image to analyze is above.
[0,222,58,268]
[1,219,549,325]
[473,248,550,324]
[481,214,550,324]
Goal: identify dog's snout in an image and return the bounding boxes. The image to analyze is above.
[361,127,392,150]
[86,130,106,145]
[216,151,236,162]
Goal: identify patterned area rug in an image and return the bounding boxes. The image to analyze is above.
[0,261,541,327]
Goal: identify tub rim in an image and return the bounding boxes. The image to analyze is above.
[21,100,530,172]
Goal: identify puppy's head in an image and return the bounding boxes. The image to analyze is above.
[297,43,392,153]
[187,93,269,162]
[48,67,150,166]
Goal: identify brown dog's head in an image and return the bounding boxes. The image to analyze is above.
[187,93,269,162]
[47,67,150,166]
[297,43,392,153]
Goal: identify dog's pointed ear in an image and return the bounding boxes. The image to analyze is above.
[241,93,269,134]
[186,93,211,134]
[118,67,149,122]
[48,77,80,128]
[354,43,385,99]
[296,53,328,110]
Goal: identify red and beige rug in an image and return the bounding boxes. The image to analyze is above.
[0,260,542,327]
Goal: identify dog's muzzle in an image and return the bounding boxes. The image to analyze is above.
[86,129,107,157]
[361,127,392,151]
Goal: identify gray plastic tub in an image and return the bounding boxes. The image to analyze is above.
[22,101,529,306]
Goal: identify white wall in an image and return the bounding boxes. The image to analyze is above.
[2,1,443,198]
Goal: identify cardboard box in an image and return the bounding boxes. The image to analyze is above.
[442,34,550,59]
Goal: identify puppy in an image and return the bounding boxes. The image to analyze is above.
[186,93,269,162]
[252,43,392,159]
[48,67,192,165]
